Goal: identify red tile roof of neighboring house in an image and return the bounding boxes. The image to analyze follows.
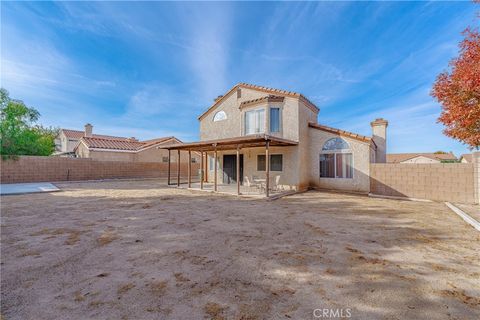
[308,122,374,144]
[198,83,319,120]
[386,152,457,163]
[62,129,129,141]
[76,136,179,152]
[460,154,472,163]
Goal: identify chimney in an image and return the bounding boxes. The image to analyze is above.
[128,137,137,142]
[84,123,93,137]
[370,118,388,163]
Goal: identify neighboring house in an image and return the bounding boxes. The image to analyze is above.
[387,152,457,164]
[163,83,388,194]
[459,154,472,163]
[55,124,130,155]
[74,135,198,163]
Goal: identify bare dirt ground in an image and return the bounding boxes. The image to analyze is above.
[455,203,480,222]
[1,180,479,320]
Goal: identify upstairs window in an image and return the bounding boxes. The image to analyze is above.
[245,109,265,135]
[320,138,353,179]
[213,111,227,122]
[270,107,280,133]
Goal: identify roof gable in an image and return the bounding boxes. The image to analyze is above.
[386,152,457,163]
[198,83,319,120]
[308,122,373,145]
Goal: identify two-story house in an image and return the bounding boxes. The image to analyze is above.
[163,83,387,196]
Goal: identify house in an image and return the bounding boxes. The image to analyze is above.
[162,83,387,195]
[74,135,199,163]
[55,124,133,155]
[459,154,472,163]
[387,152,457,164]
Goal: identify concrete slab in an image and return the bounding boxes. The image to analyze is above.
[0,182,60,195]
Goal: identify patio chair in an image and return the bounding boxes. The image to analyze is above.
[246,176,261,192]
[272,175,281,191]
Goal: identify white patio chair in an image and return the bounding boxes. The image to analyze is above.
[247,175,261,192]
[273,175,281,191]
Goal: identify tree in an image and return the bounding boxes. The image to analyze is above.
[431,26,480,150]
[0,88,58,157]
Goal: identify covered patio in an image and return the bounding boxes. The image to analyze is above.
[161,134,298,198]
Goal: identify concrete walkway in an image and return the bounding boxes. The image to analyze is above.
[0,182,60,195]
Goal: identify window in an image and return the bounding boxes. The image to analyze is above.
[270,154,283,171]
[270,107,280,133]
[213,110,227,122]
[191,158,197,163]
[320,138,353,179]
[245,109,265,135]
[257,154,283,171]
[237,88,242,98]
[162,156,169,163]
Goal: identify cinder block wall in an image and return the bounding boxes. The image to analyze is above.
[1,156,200,184]
[370,163,476,204]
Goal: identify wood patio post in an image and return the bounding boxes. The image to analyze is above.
[236,146,240,195]
[167,149,171,185]
[200,151,204,190]
[177,149,180,187]
[204,152,208,182]
[188,150,192,188]
[265,140,270,197]
[214,145,218,192]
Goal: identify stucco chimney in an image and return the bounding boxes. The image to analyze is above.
[370,118,388,163]
[84,123,93,137]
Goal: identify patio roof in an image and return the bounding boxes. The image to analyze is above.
[159,134,298,152]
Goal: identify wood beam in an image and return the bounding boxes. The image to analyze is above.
[167,149,171,185]
[188,150,192,188]
[214,146,218,192]
[265,140,270,197]
[177,149,180,187]
[236,146,240,195]
[200,151,204,190]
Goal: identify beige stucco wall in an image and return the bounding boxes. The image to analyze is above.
[199,88,305,142]
[89,150,136,162]
[307,128,372,193]
[56,131,79,153]
[204,146,299,191]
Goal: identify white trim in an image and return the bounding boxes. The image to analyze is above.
[445,202,480,231]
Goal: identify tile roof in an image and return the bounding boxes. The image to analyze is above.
[62,129,129,141]
[386,152,457,163]
[460,154,473,163]
[77,136,178,152]
[308,122,373,144]
[239,95,284,108]
[198,83,319,120]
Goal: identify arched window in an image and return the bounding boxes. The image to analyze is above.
[322,137,350,151]
[213,111,227,122]
[320,138,353,179]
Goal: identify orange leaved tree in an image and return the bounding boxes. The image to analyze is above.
[431,27,480,150]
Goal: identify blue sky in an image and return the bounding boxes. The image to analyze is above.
[1,1,478,156]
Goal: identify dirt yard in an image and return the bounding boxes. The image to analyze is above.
[1,180,479,320]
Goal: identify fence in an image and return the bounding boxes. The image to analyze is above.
[1,156,200,184]
[370,163,476,204]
